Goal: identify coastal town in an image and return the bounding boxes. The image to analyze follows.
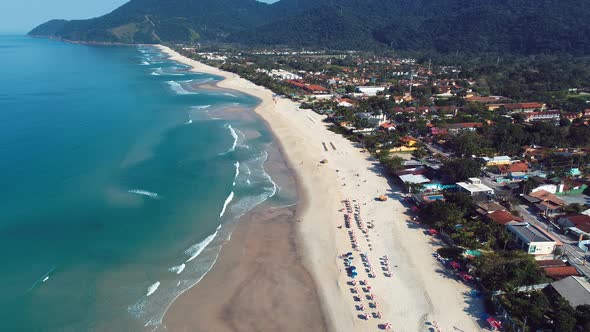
[170,46,590,332]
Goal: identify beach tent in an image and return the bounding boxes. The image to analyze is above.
[428,228,439,235]
[450,261,461,270]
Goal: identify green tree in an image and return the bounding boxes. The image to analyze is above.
[574,305,590,331]
[441,158,482,182]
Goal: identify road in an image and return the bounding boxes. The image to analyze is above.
[423,142,451,159]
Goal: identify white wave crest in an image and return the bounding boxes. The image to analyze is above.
[146,282,160,296]
[225,124,238,153]
[166,81,197,95]
[150,67,162,75]
[185,225,221,262]
[169,264,186,275]
[194,105,211,110]
[128,189,160,199]
[223,92,238,98]
[140,61,149,65]
[233,161,240,186]
[184,119,193,125]
[219,191,234,218]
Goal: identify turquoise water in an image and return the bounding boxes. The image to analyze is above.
[0,36,290,331]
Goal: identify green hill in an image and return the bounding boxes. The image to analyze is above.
[29,0,590,55]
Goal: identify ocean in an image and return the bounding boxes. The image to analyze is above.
[0,36,293,331]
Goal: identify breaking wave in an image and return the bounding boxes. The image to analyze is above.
[169,264,185,275]
[166,81,198,95]
[185,225,221,263]
[146,282,160,297]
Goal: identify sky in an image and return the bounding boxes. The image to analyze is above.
[0,0,277,34]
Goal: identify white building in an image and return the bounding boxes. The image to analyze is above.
[457,178,494,196]
[356,86,386,96]
[531,184,558,194]
[356,112,387,126]
[506,222,557,256]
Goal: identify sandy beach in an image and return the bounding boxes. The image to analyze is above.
[158,45,486,332]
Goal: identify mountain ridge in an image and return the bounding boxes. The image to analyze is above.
[29,0,590,55]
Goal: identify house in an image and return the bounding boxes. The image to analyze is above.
[557,215,590,238]
[498,162,529,174]
[548,276,590,307]
[356,86,386,96]
[556,178,587,196]
[465,95,508,104]
[475,201,506,216]
[457,178,494,198]
[379,122,396,131]
[441,122,483,133]
[487,210,523,225]
[506,222,557,256]
[523,110,560,123]
[356,112,387,126]
[400,136,418,147]
[486,102,546,112]
[544,266,581,280]
[286,80,328,94]
[398,174,430,185]
[529,177,558,194]
[529,190,566,215]
[390,136,419,152]
[481,156,511,166]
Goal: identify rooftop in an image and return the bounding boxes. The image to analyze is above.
[544,266,580,280]
[399,174,430,184]
[529,190,566,206]
[488,210,523,225]
[551,276,590,307]
[457,179,494,194]
[506,222,555,243]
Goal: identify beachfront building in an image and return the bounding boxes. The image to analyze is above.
[457,178,494,200]
[506,222,557,256]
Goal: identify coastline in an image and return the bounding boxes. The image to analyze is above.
[158,45,486,332]
[157,45,333,331]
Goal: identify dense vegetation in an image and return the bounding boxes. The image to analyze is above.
[29,0,590,55]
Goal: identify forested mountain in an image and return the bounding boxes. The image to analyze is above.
[29,0,590,55]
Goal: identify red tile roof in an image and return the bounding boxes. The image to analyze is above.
[488,210,523,225]
[544,266,580,280]
[530,190,566,206]
[536,259,567,268]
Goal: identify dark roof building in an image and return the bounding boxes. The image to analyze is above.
[549,276,590,307]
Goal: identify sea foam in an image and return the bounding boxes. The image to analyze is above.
[146,282,160,296]
[166,81,197,95]
[219,192,234,218]
[169,264,186,275]
[233,161,240,186]
[184,225,221,262]
[226,124,238,153]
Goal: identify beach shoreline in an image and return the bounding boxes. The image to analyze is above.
[158,45,332,332]
[158,45,486,332]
